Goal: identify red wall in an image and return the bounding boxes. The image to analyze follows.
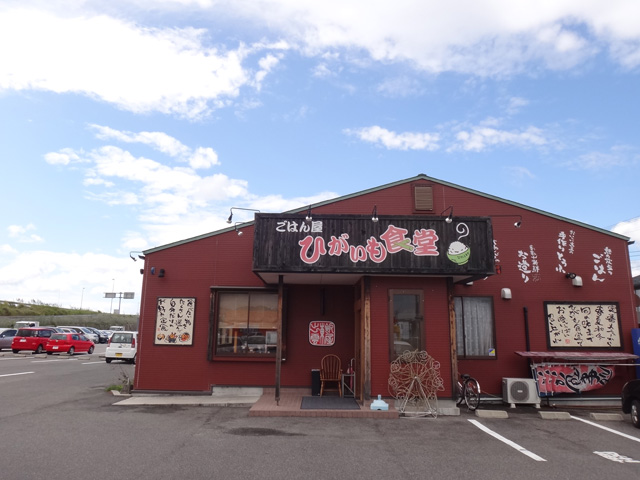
[134,177,637,398]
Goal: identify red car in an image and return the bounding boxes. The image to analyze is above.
[45,333,95,355]
[11,327,59,354]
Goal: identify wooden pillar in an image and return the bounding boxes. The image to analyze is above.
[275,275,283,405]
[363,276,371,401]
[447,277,458,396]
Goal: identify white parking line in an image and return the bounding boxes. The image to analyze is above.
[81,361,104,365]
[468,419,547,462]
[32,358,78,363]
[571,416,640,443]
[0,372,34,378]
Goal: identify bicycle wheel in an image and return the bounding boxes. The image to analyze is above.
[464,378,481,411]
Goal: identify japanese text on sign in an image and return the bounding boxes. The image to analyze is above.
[155,297,195,345]
[545,302,620,348]
[295,223,441,264]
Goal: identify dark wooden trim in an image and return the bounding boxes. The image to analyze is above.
[363,277,371,401]
[447,278,458,397]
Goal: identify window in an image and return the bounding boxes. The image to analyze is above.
[215,291,280,356]
[389,290,424,360]
[455,296,495,358]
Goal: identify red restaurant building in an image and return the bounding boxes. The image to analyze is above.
[133,174,638,409]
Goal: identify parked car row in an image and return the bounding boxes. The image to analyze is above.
[2,327,138,365]
[8,327,89,355]
[0,326,118,352]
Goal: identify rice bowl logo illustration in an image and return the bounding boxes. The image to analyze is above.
[446,223,471,265]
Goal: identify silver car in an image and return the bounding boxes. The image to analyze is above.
[0,329,17,351]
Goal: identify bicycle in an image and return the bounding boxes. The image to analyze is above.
[456,373,481,411]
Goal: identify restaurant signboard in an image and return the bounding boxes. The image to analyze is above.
[252,214,495,276]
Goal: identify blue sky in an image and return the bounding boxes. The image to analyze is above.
[1,0,639,313]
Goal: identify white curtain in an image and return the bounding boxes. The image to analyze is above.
[455,297,494,357]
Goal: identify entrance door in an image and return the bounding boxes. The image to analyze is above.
[389,289,424,359]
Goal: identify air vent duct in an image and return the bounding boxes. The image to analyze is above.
[414,185,433,211]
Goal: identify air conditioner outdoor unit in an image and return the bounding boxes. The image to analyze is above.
[502,378,541,408]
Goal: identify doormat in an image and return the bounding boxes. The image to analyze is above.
[300,396,360,410]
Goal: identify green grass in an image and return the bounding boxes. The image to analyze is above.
[0,300,98,316]
[0,300,138,330]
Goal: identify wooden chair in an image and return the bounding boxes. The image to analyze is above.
[320,354,342,396]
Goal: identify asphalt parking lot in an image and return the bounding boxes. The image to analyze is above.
[1,346,639,480]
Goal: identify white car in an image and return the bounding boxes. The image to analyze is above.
[105,331,137,364]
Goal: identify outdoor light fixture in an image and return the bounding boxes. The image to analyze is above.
[305,206,313,222]
[226,207,261,224]
[234,223,244,236]
[491,214,523,228]
[440,206,454,224]
[564,272,582,286]
[371,206,379,222]
[129,251,145,261]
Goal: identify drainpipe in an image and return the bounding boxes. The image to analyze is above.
[523,306,530,352]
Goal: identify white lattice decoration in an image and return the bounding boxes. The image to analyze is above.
[388,350,444,417]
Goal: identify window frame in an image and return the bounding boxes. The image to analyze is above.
[388,289,425,361]
[454,296,496,359]
[212,288,285,360]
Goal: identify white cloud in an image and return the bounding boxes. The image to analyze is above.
[0,244,18,255]
[8,224,34,237]
[613,217,640,240]
[44,148,82,166]
[612,217,640,276]
[376,76,425,98]
[89,124,221,170]
[7,224,44,243]
[344,126,440,151]
[204,0,640,74]
[505,166,537,181]
[563,145,637,170]
[90,124,191,158]
[43,127,255,247]
[0,249,142,313]
[505,96,530,115]
[0,8,280,119]
[453,125,548,152]
[3,1,640,119]
[188,147,219,169]
[253,53,283,89]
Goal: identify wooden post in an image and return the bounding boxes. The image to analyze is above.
[363,276,371,401]
[275,275,283,405]
[447,277,458,396]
